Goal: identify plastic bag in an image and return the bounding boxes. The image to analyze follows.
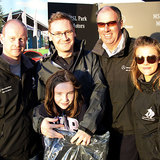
[44,130,110,160]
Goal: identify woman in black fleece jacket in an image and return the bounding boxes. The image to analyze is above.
[131,36,160,160]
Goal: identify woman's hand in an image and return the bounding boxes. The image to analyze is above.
[41,117,64,139]
[70,129,91,146]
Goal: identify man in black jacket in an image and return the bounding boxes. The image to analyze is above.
[91,6,139,160]
[33,12,107,146]
[0,19,42,160]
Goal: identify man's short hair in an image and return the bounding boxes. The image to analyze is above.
[96,6,122,22]
[48,12,74,32]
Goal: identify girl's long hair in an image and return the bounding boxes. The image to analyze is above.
[44,70,84,117]
[131,36,160,91]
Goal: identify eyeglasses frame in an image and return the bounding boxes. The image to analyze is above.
[49,30,73,38]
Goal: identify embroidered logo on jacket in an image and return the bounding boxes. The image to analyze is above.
[0,86,12,94]
[142,107,155,121]
[121,65,131,71]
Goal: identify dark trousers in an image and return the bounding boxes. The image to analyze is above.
[107,130,139,160]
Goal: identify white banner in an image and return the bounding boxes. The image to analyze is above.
[7,9,12,21]
[22,10,27,26]
[33,10,37,37]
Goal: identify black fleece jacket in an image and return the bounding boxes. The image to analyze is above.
[0,54,42,160]
[91,28,135,134]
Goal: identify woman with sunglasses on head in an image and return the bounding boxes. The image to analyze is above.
[131,36,160,160]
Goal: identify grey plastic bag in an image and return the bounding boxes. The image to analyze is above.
[44,130,110,160]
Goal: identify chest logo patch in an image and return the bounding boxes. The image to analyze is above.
[142,107,155,121]
[121,65,131,71]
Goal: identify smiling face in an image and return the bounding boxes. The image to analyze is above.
[54,81,75,110]
[49,19,76,58]
[0,20,27,60]
[97,7,123,51]
[136,46,160,82]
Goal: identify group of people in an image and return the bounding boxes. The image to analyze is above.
[0,4,160,160]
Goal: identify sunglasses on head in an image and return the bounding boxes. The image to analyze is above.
[135,55,159,64]
[97,21,117,28]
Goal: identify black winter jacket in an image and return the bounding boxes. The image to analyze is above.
[132,74,160,160]
[33,39,107,135]
[91,28,135,134]
[0,55,42,160]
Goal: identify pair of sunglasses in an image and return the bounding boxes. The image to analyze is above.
[135,55,159,64]
[97,21,117,28]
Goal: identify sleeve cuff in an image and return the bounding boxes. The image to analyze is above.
[78,125,93,136]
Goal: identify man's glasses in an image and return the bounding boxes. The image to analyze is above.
[97,21,117,28]
[135,55,159,64]
[49,30,73,38]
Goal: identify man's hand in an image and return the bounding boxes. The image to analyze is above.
[41,117,64,138]
[70,129,91,146]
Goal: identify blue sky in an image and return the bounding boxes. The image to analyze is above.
[1,0,48,26]
[1,0,143,27]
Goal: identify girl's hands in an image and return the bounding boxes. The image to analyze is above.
[70,129,91,146]
[41,118,91,146]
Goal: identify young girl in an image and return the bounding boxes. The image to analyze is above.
[131,36,160,160]
[37,69,87,135]
[36,70,109,160]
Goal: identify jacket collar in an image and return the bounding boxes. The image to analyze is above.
[21,54,34,72]
[0,54,34,73]
[138,72,160,93]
